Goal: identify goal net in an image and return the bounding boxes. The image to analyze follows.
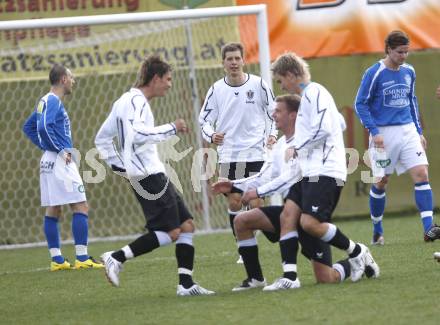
[0,5,271,246]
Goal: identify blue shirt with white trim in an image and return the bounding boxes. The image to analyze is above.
[354,60,422,136]
[23,92,72,153]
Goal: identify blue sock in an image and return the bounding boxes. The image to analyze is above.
[370,185,386,235]
[44,216,64,263]
[414,182,434,233]
[72,212,88,261]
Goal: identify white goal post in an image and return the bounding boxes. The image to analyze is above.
[0,4,272,247]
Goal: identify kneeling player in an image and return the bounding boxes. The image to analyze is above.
[213,94,379,291]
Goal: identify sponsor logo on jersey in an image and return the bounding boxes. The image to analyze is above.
[78,184,85,193]
[246,89,255,104]
[312,205,319,212]
[375,159,391,168]
[382,80,394,87]
[40,160,55,174]
[234,92,239,96]
[383,84,410,108]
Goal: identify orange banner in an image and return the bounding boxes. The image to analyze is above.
[237,0,440,61]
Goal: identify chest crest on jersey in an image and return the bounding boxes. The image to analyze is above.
[246,89,255,104]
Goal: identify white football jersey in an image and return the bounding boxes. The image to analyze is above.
[292,82,347,181]
[95,88,176,177]
[232,135,302,198]
[199,73,277,163]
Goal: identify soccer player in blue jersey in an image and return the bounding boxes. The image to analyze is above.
[354,30,440,245]
[23,64,103,271]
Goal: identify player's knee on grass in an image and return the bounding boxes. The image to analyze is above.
[312,261,340,284]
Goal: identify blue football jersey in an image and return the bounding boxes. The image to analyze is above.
[354,60,422,136]
[23,93,73,152]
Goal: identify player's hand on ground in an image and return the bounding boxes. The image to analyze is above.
[241,189,258,205]
[266,135,277,149]
[174,119,188,133]
[211,179,233,194]
[420,134,427,150]
[372,134,385,149]
[211,132,225,145]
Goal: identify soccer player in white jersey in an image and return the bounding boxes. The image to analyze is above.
[213,95,366,291]
[95,55,214,296]
[22,64,103,271]
[355,30,440,245]
[199,42,277,261]
[266,53,379,288]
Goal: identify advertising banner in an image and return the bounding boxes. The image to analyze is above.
[0,0,237,81]
[237,0,440,61]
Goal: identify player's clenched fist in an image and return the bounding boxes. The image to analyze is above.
[173,118,188,133]
[211,132,225,145]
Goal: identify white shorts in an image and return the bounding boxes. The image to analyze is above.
[40,151,87,207]
[369,123,428,177]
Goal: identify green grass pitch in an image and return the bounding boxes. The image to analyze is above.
[1,215,439,324]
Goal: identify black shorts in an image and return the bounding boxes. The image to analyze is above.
[131,173,192,232]
[219,161,264,181]
[286,176,344,223]
[259,206,332,267]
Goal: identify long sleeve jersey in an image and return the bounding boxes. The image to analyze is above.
[291,82,347,181]
[232,135,302,198]
[354,60,422,136]
[23,92,73,153]
[199,73,277,163]
[95,88,177,177]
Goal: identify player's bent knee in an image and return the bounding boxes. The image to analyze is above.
[234,215,247,232]
[300,216,316,234]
